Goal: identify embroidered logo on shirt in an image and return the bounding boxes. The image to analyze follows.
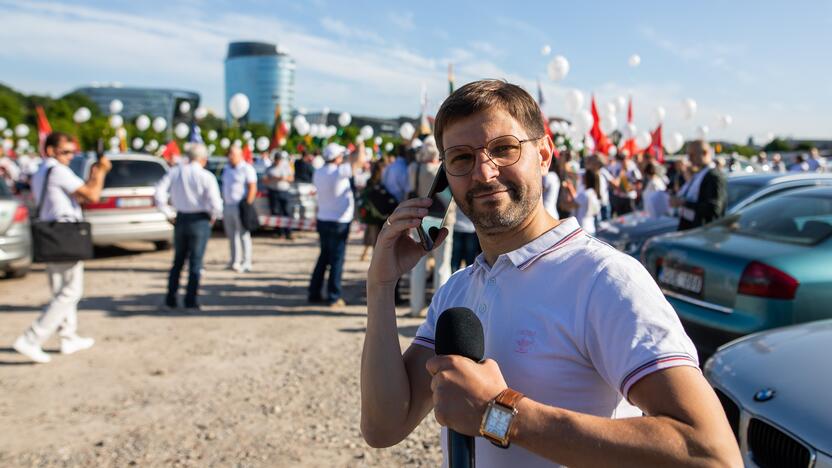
[514,329,536,354]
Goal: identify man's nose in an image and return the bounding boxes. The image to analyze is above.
[469,149,500,183]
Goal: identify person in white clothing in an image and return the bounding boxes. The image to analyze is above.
[360,80,740,467]
[221,146,258,272]
[565,169,601,234]
[642,161,670,219]
[540,165,560,220]
[13,132,111,364]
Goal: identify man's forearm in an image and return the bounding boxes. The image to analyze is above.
[512,398,733,467]
[360,282,413,446]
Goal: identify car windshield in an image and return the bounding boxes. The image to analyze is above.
[725,180,764,210]
[715,192,832,245]
[104,160,167,188]
[0,181,11,197]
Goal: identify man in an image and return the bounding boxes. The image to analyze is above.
[264,151,294,240]
[221,146,258,271]
[308,142,365,307]
[789,153,810,173]
[360,80,741,467]
[808,147,827,172]
[771,152,786,172]
[155,143,222,311]
[670,140,727,231]
[382,144,410,203]
[294,151,315,184]
[13,132,111,363]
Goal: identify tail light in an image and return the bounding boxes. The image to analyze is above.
[12,205,28,223]
[84,197,118,210]
[257,190,268,198]
[738,261,799,300]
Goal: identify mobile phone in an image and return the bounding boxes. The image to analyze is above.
[416,165,453,251]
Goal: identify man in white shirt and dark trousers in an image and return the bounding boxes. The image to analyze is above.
[155,143,222,311]
[13,132,111,363]
[221,146,258,271]
[308,142,364,307]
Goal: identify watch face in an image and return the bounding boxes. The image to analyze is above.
[484,405,513,438]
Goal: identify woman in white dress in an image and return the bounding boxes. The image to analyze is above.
[565,169,601,234]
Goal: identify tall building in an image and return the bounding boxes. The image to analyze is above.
[225,41,296,127]
[73,85,200,128]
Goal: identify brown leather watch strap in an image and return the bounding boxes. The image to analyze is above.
[495,388,525,409]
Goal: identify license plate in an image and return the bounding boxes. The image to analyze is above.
[117,198,153,208]
[659,265,703,295]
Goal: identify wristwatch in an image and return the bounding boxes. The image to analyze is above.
[479,388,525,448]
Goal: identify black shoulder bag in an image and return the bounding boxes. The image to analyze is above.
[31,167,95,263]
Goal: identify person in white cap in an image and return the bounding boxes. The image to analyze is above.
[308,141,365,307]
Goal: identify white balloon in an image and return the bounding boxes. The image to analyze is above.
[309,124,320,138]
[616,96,627,111]
[338,112,352,127]
[719,114,733,128]
[541,45,551,56]
[573,110,594,134]
[256,136,270,151]
[17,139,30,150]
[605,102,617,117]
[297,107,307,115]
[2,139,12,151]
[242,131,252,140]
[152,117,167,133]
[585,137,596,152]
[109,115,123,129]
[572,141,585,152]
[135,115,151,131]
[132,137,144,150]
[623,123,638,140]
[654,106,666,123]
[233,139,242,148]
[220,137,230,149]
[207,130,218,141]
[321,107,330,115]
[695,125,709,140]
[635,131,652,149]
[600,114,618,134]
[247,139,255,150]
[73,107,91,124]
[14,124,30,137]
[109,99,123,114]
[326,125,336,138]
[228,93,250,119]
[360,125,374,140]
[665,132,685,153]
[179,101,191,114]
[147,139,159,152]
[296,120,310,136]
[194,106,208,120]
[682,98,697,119]
[399,122,415,140]
[174,122,190,139]
[384,142,394,152]
[564,89,584,115]
[608,146,618,157]
[374,136,383,145]
[3,129,12,137]
[208,144,216,154]
[108,136,120,149]
[293,115,308,129]
[0,117,6,131]
[628,54,641,67]
[547,55,570,81]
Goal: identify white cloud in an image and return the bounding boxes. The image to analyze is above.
[387,11,415,31]
[469,41,504,58]
[320,17,385,44]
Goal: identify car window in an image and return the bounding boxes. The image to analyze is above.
[69,156,88,179]
[716,193,832,245]
[104,160,167,188]
[0,180,11,197]
[726,181,764,210]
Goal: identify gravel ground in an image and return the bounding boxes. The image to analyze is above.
[0,231,443,467]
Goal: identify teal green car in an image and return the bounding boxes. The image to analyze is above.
[642,186,832,361]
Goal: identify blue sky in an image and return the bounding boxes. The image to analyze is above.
[1,0,830,143]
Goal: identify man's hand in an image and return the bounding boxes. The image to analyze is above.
[669,195,684,208]
[426,356,507,436]
[367,197,448,287]
[96,155,112,173]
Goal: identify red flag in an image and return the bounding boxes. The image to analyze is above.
[35,106,52,156]
[161,140,181,162]
[242,143,253,163]
[648,124,664,163]
[589,95,611,154]
[620,96,637,158]
[269,104,288,151]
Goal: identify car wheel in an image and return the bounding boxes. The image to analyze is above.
[5,267,29,279]
[154,240,172,251]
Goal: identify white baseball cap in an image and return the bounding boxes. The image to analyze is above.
[323,143,346,161]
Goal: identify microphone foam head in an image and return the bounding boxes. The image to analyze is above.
[435,307,484,361]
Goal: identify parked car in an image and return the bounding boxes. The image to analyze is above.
[705,320,832,467]
[71,153,172,249]
[597,173,832,257]
[0,182,31,278]
[642,186,832,361]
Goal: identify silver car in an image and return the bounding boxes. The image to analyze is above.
[0,182,31,278]
[705,320,832,467]
[71,153,172,249]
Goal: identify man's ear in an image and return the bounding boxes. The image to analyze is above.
[538,136,555,175]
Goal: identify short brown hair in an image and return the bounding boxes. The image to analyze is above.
[44,131,73,151]
[434,79,545,153]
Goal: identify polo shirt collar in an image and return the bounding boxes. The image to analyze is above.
[470,217,583,274]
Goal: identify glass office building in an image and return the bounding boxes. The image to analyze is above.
[225,41,296,126]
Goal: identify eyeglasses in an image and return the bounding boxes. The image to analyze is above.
[55,148,75,156]
[441,134,544,177]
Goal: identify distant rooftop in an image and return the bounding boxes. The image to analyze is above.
[227,41,290,59]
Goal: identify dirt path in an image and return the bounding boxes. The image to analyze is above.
[0,232,442,467]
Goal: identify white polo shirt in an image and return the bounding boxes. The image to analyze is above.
[313,163,354,223]
[31,158,84,222]
[221,162,257,206]
[413,217,698,468]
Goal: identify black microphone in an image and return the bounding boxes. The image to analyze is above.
[435,307,485,468]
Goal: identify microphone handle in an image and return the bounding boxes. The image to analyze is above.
[447,429,475,468]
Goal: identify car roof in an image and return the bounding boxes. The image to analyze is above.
[727,172,832,186]
[777,185,832,197]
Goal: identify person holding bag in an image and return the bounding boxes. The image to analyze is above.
[13,132,111,364]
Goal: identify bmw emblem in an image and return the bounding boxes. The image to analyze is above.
[754,388,776,402]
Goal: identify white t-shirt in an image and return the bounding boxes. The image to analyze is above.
[575,189,600,234]
[643,177,670,219]
[31,158,84,222]
[221,162,257,206]
[541,171,560,220]
[267,160,293,192]
[413,217,698,468]
[313,163,354,223]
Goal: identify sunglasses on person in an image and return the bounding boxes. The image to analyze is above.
[440,134,544,177]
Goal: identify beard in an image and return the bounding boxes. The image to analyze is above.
[456,178,539,233]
